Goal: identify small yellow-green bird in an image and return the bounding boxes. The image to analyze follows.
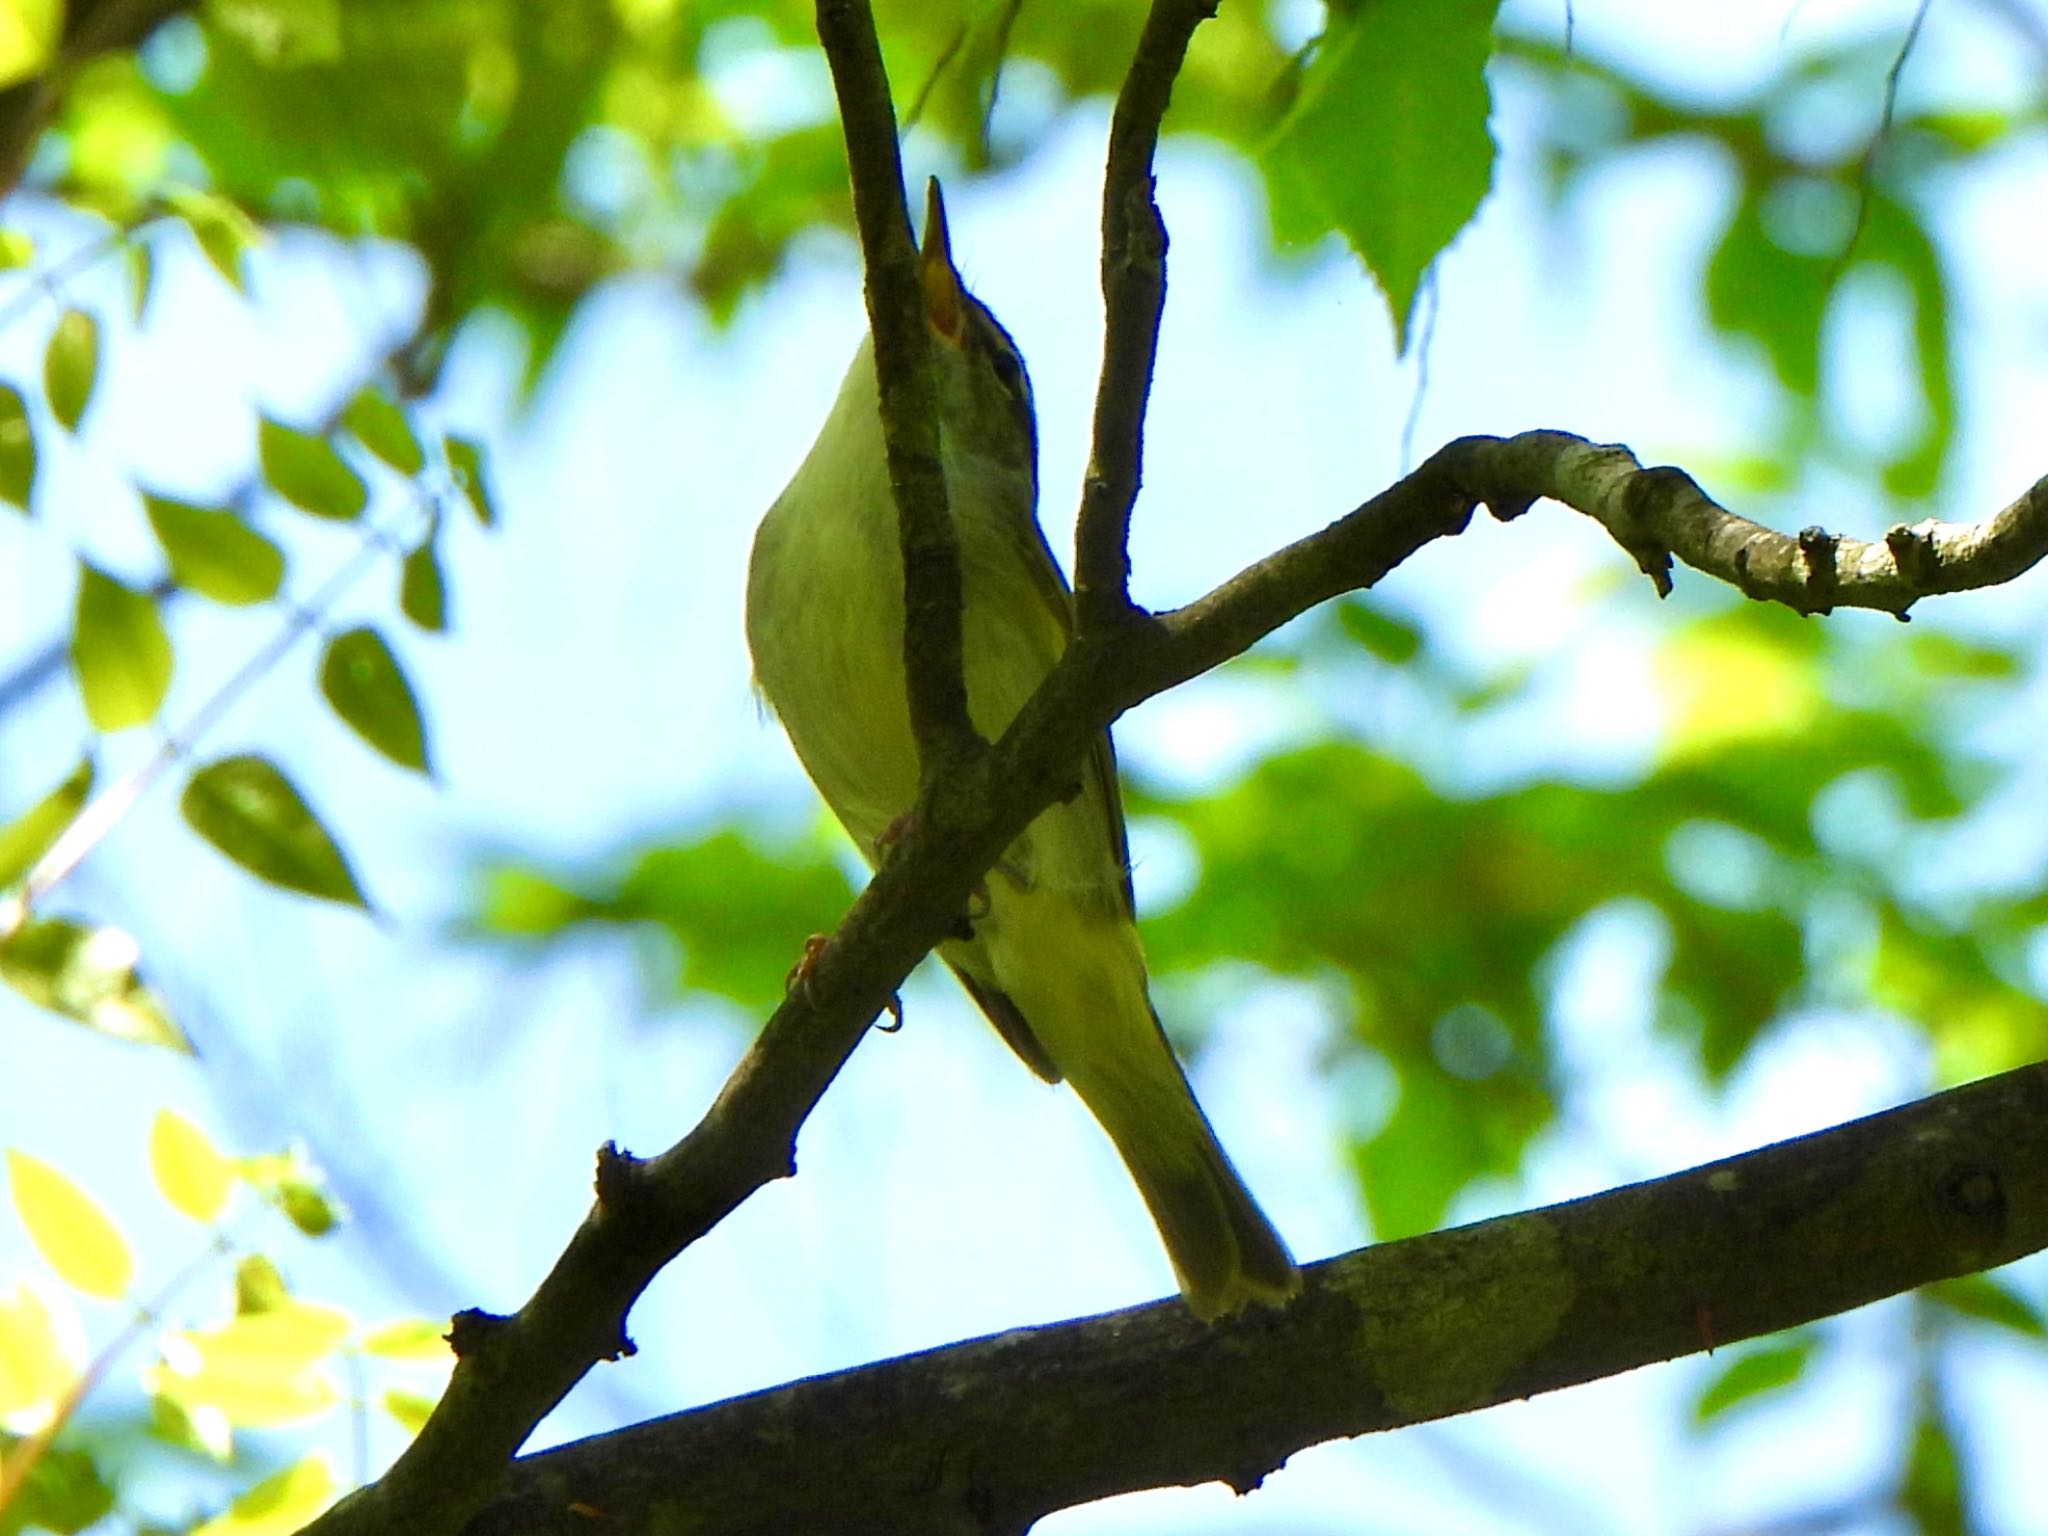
[746,181,1298,1319]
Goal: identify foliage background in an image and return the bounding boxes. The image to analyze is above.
[1,0,2046,1531]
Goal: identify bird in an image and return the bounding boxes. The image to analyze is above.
[745,178,1298,1320]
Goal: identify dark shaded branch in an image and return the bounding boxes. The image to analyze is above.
[815,0,979,775]
[1073,0,1217,633]
[462,1063,2048,1536]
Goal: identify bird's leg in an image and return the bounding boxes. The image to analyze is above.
[784,933,904,1032]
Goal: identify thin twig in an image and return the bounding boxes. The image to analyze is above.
[1073,0,1218,633]
[814,0,979,780]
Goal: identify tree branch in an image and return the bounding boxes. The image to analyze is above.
[815,0,980,775]
[459,1062,2048,1536]
[1074,0,1217,633]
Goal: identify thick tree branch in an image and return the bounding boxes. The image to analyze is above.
[815,0,980,775]
[460,1063,2048,1536]
[1074,0,1216,633]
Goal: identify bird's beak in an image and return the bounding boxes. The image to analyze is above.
[921,176,966,342]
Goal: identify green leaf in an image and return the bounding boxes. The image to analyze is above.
[0,1280,79,1423]
[2,1441,117,1535]
[146,493,286,604]
[0,229,34,268]
[43,308,99,434]
[0,916,190,1051]
[0,757,92,889]
[1927,1273,2046,1337]
[340,384,424,475]
[400,534,447,631]
[71,562,174,730]
[318,626,431,773]
[1337,598,1422,664]
[444,434,496,527]
[1263,0,1502,346]
[163,185,259,291]
[128,238,158,323]
[7,1149,134,1299]
[0,382,36,511]
[181,754,369,908]
[1691,1337,1813,1424]
[259,416,366,521]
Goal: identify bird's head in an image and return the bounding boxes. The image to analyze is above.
[919,177,1038,492]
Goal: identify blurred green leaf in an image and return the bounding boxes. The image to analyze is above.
[0,757,92,889]
[0,1441,117,1536]
[444,434,497,527]
[0,916,190,1051]
[1264,0,1501,345]
[0,229,34,267]
[1336,599,1422,664]
[259,416,366,520]
[42,308,100,433]
[341,383,425,475]
[1900,1396,1964,1534]
[1691,1336,1814,1424]
[146,492,287,604]
[476,827,856,1017]
[1927,1273,2046,1338]
[162,185,260,290]
[181,754,370,908]
[71,562,174,730]
[0,383,38,510]
[400,535,447,632]
[318,626,431,774]
[7,1148,135,1298]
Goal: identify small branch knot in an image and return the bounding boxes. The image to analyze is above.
[595,1141,652,1212]
[1885,521,1941,585]
[1797,525,1838,614]
[446,1308,512,1361]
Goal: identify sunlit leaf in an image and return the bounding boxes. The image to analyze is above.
[258,416,366,521]
[71,562,173,730]
[146,493,286,605]
[341,384,424,475]
[6,1149,134,1300]
[1263,0,1502,346]
[181,755,369,908]
[190,1452,338,1535]
[318,626,431,774]
[400,535,447,632]
[149,1108,237,1224]
[0,383,35,510]
[0,1279,83,1421]
[42,308,100,434]
[157,1305,350,1430]
[359,1317,452,1362]
[0,757,92,889]
[152,1388,235,1461]
[1691,1337,1813,1424]
[0,0,61,90]
[0,915,190,1051]
[0,229,34,268]
[381,1386,439,1434]
[444,434,496,527]
[234,1253,290,1315]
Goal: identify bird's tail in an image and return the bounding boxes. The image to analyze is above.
[1071,1031,1301,1320]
